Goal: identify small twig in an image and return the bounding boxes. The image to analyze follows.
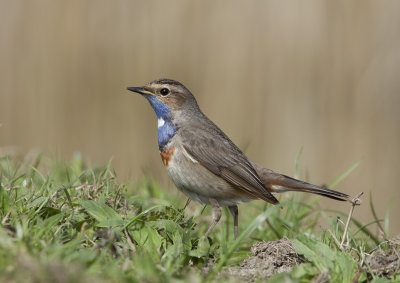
[80,222,88,234]
[340,192,363,250]
[124,228,136,255]
[359,245,366,266]
[337,216,345,226]
[85,234,97,247]
[50,223,67,241]
[1,209,11,224]
[328,229,341,247]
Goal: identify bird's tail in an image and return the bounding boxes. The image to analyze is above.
[251,162,349,201]
[266,175,349,201]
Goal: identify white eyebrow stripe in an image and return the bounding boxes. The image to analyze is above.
[158,118,165,128]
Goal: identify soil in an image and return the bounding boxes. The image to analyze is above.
[213,237,400,281]
[227,238,400,281]
[228,238,304,281]
[365,244,400,279]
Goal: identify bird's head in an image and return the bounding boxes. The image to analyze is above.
[127,79,199,121]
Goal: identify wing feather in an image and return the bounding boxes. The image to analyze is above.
[180,124,279,204]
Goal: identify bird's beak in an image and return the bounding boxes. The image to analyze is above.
[126,86,154,96]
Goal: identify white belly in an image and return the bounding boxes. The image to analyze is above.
[164,146,254,206]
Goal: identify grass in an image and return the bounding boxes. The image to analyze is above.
[0,154,398,282]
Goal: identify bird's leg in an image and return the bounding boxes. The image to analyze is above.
[228,205,239,240]
[204,198,221,238]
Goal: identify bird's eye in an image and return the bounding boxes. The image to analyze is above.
[160,88,170,96]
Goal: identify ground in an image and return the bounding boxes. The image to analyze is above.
[0,155,399,282]
[228,238,303,281]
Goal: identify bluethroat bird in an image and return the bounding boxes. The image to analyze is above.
[127,79,349,239]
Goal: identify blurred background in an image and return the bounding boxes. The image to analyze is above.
[1,1,399,234]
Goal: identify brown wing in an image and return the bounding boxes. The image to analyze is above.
[180,125,279,205]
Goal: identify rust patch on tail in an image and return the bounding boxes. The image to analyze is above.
[265,183,275,192]
[160,146,175,166]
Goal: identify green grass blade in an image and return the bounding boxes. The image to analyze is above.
[294,147,303,179]
[369,192,386,235]
[384,198,394,237]
[81,200,123,226]
[63,187,73,208]
[122,204,165,230]
[328,159,361,189]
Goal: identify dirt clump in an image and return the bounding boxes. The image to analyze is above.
[229,238,304,281]
[364,243,400,279]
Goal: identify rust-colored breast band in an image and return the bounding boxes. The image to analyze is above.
[160,146,175,166]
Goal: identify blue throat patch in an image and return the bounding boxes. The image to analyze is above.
[158,121,177,151]
[144,95,177,151]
